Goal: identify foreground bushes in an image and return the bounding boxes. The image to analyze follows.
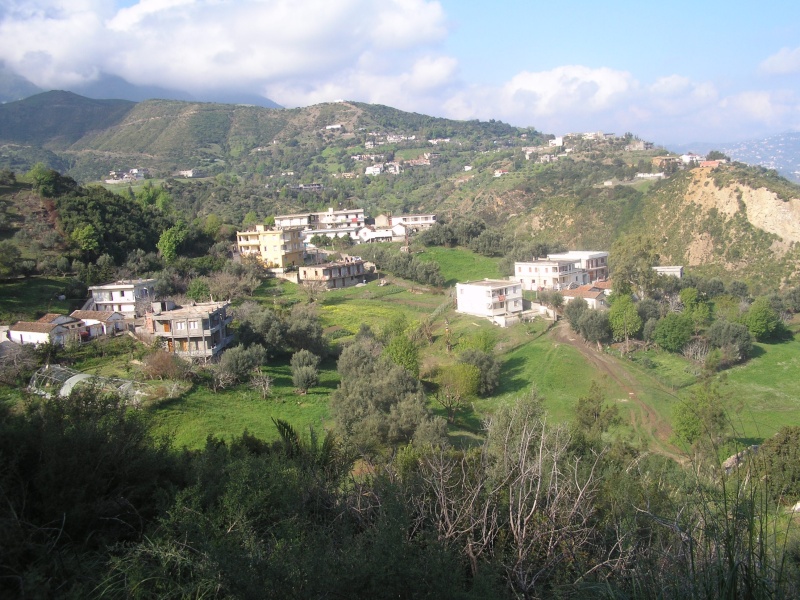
[1,388,798,599]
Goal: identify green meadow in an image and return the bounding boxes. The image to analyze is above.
[4,254,800,455]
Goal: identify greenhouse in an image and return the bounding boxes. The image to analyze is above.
[28,364,145,404]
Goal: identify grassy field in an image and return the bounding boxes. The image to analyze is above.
[0,277,83,324]
[148,359,338,449]
[415,246,504,285]
[4,270,800,455]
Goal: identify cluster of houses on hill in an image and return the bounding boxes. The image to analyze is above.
[105,168,147,184]
[235,208,437,269]
[456,251,683,327]
[4,278,233,362]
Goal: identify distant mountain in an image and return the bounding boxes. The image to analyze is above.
[721,132,800,183]
[0,62,43,103]
[667,133,800,183]
[0,67,281,109]
[0,91,136,148]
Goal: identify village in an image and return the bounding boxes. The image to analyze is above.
[2,203,685,363]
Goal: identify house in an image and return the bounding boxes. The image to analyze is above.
[88,279,157,316]
[8,313,86,346]
[494,169,509,177]
[236,225,304,270]
[456,280,523,327]
[514,258,585,291]
[562,285,610,310]
[547,251,609,282]
[7,322,74,346]
[274,208,366,230]
[365,164,383,176]
[176,169,205,178]
[299,257,365,289]
[356,224,407,243]
[146,302,233,361]
[680,153,703,165]
[549,136,564,147]
[374,213,437,230]
[652,265,684,278]
[70,310,126,336]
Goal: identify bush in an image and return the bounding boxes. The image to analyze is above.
[707,320,752,359]
[652,314,693,352]
[459,349,500,396]
[292,365,318,393]
[218,344,267,384]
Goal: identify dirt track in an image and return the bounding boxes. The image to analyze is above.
[549,322,682,459]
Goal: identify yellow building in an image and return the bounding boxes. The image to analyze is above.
[236,225,304,269]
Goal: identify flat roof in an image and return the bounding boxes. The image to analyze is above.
[152,302,229,319]
[89,278,157,290]
[458,279,518,288]
[548,251,608,259]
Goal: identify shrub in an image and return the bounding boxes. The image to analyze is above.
[652,314,693,352]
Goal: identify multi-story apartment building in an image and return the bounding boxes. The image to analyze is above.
[455,279,523,327]
[514,259,584,291]
[146,302,233,361]
[374,213,437,230]
[236,225,304,269]
[547,251,609,282]
[274,208,365,230]
[87,279,157,316]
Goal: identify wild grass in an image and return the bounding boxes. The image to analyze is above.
[0,276,82,324]
[415,246,503,285]
[147,359,338,449]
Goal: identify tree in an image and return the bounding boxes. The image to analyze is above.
[291,350,320,394]
[707,320,752,359]
[652,314,693,352]
[436,363,480,422]
[672,381,728,453]
[608,295,642,350]
[564,297,589,332]
[292,366,318,393]
[157,223,188,264]
[330,338,445,452]
[186,277,211,302]
[608,234,660,297]
[758,426,800,504]
[577,309,611,347]
[0,240,21,277]
[217,344,267,385]
[743,296,781,341]
[384,335,420,377]
[458,349,500,396]
[574,381,620,437]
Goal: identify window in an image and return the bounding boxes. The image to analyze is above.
[188,320,199,329]
[175,321,186,331]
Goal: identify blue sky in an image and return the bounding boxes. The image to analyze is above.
[1,0,799,144]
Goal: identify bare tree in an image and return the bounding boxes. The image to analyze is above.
[250,369,274,399]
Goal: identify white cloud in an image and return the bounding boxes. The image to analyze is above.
[760,47,800,75]
[0,0,449,93]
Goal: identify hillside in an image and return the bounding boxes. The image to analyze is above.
[2,92,800,289]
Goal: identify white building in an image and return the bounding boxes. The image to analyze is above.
[88,279,157,316]
[70,310,126,336]
[455,279,523,327]
[274,208,366,231]
[546,251,609,282]
[374,213,437,230]
[562,285,610,310]
[514,259,584,291]
[653,265,684,278]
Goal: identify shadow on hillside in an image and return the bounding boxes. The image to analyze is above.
[496,355,529,395]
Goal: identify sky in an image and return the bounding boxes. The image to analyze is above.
[1,0,799,144]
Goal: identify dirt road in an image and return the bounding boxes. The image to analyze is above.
[549,322,681,458]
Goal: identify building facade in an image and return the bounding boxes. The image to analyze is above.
[299,257,365,289]
[146,302,233,361]
[455,279,523,327]
[236,225,304,269]
[547,251,609,282]
[88,279,157,316]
